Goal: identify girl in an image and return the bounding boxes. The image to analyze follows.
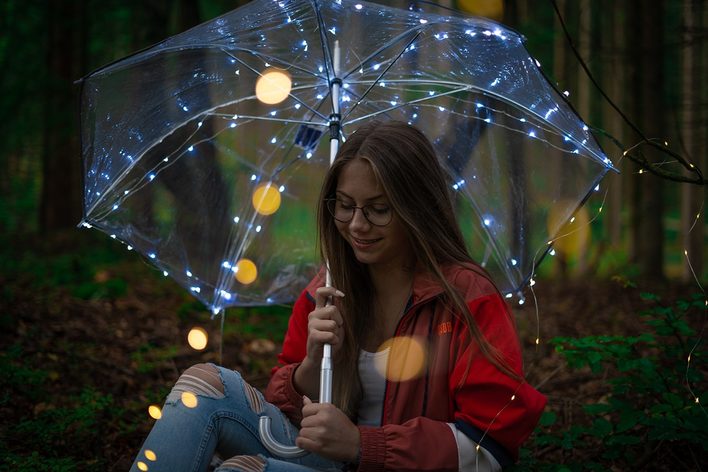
[131,121,546,472]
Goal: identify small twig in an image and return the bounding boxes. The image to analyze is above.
[533,364,564,390]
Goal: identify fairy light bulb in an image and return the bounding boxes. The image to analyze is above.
[145,450,157,461]
[137,462,148,471]
[148,404,162,420]
[252,182,282,215]
[234,258,258,285]
[255,68,292,104]
[187,327,208,350]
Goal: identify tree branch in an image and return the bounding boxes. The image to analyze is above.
[550,0,706,186]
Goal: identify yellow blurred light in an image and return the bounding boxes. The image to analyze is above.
[375,336,427,382]
[234,258,258,285]
[252,182,282,215]
[181,391,198,408]
[188,327,208,351]
[145,450,157,461]
[137,462,149,471]
[546,202,590,257]
[148,404,162,420]
[457,0,503,20]
[255,68,292,105]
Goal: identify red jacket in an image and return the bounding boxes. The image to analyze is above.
[265,264,546,471]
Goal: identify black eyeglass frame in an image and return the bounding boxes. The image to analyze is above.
[324,198,393,227]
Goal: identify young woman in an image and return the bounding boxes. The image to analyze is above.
[131,121,546,472]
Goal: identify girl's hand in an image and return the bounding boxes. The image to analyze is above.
[304,286,345,365]
[296,396,360,462]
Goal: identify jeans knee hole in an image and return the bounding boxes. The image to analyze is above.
[220,455,266,472]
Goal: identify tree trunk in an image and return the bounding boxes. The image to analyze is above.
[600,0,624,248]
[680,0,705,281]
[631,0,665,281]
[40,0,85,232]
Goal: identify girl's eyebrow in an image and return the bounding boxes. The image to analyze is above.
[335,190,386,202]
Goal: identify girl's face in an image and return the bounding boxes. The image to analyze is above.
[334,159,413,272]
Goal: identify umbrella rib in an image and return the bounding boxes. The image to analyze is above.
[210,113,327,127]
[343,79,612,166]
[312,0,334,97]
[221,49,329,123]
[340,30,423,123]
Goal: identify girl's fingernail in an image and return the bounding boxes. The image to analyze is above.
[335,290,345,297]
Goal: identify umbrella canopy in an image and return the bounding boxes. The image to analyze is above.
[80,0,615,313]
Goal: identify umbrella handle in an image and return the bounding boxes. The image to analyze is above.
[258,415,308,458]
[258,343,333,458]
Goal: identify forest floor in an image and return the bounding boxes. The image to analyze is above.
[0,231,705,471]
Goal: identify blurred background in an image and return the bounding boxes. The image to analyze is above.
[1,0,705,470]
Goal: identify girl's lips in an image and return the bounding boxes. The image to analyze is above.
[351,236,382,249]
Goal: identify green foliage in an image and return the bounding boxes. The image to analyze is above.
[131,343,179,374]
[515,293,707,470]
[228,305,292,343]
[0,344,49,404]
[72,277,128,300]
[1,388,116,471]
[1,345,119,470]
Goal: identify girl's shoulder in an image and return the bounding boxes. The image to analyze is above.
[443,262,500,301]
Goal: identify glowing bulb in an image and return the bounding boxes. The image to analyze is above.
[137,462,148,471]
[181,391,198,408]
[148,404,162,419]
[255,68,292,104]
[234,259,258,285]
[252,182,282,215]
[145,450,157,461]
[187,327,208,350]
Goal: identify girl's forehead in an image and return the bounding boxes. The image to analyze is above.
[336,159,385,198]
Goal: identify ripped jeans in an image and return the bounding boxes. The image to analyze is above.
[130,364,344,472]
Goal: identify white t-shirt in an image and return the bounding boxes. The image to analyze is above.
[355,348,501,471]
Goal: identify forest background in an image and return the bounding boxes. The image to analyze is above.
[0,0,706,470]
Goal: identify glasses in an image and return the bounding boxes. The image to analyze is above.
[325,198,393,226]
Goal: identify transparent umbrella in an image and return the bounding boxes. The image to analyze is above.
[80,0,615,316]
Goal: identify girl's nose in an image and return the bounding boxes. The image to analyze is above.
[348,207,371,230]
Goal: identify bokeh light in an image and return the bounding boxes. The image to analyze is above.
[145,449,157,461]
[375,336,427,382]
[457,0,503,20]
[148,404,162,420]
[181,391,198,408]
[234,258,258,285]
[187,327,208,350]
[137,461,149,471]
[547,202,590,257]
[255,68,292,104]
[252,182,282,215]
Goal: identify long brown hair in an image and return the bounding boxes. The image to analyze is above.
[317,120,519,417]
